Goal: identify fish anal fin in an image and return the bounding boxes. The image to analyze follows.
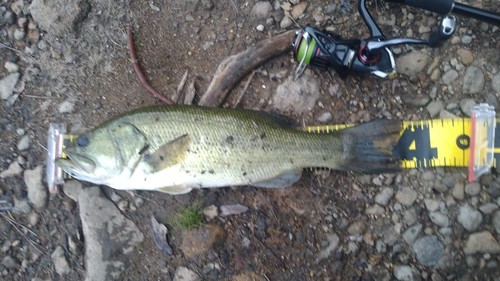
[145,134,190,172]
[251,170,302,188]
[157,185,192,195]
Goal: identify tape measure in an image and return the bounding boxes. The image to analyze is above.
[306,104,497,181]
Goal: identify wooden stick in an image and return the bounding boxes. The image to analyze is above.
[198,30,296,107]
[127,26,174,105]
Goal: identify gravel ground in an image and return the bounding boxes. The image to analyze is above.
[1,0,500,280]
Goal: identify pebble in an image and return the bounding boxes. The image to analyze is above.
[463,231,500,254]
[2,256,19,269]
[461,35,473,44]
[479,203,498,214]
[317,112,333,123]
[395,51,431,79]
[291,2,307,19]
[424,199,439,212]
[365,204,385,215]
[375,187,394,206]
[316,233,339,263]
[403,223,422,245]
[0,72,20,100]
[492,210,500,234]
[24,166,47,210]
[442,69,459,85]
[30,0,91,37]
[429,211,449,227]
[250,1,272,19]
[458,204,483,232]
[426,101,443,118]
[403,208,417,226]
[395,187,418,206]
[273,70,320,114]
[12,198,31,214]
[462,66,485,94]
[413,235,444,266]
[4,61,19,73]
[13,29,24,40]
[58,99,75,114]
[492,73,500,93]
[202,205,218,221]
[464,182,480,196]
[51,246,70,275]
[457,49,473,65]
[393,265,420,281]
[28,212,41,226]
[376,240,387,253]
[256,24,264,32]
[452,182,465,200]
[220,204,248,217]
[347,221,366,236]
[0,161,23,178]
[173,267,200,281]
[17,135,30,151]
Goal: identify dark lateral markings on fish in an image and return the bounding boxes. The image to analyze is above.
[393,124,438,168]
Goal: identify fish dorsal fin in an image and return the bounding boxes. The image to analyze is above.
[144,134,190,173]
[157,185,192,194]
[251,170,302,188]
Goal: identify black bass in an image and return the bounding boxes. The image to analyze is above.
[56,105,402,194]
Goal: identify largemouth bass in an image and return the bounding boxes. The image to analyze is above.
[56,105,402,194]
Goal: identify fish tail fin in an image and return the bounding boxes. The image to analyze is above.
[339,119,402,173]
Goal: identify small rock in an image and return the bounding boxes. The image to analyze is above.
[403,224,422,245]
[17,135,30,151]
[347,221,366,236]
[424,199,439,212]
[426,101,443,118]
[365,204,385,215]
[0,72,20,100]
[393,265,420,281]
[180,224,225,258]
[2,256,19,269]
[4,61,19,73]
[429,211,449,227]
[479,203,498,214]
[457,49,473,65]
[291,2,307,19]
[173,266,200,281]
[452,182,465,200]
[375,187,394,206]
[28,212,41,226]
[0,161,23,178]
[316,233,339,263]
[29,0,90,37]
[51,246,70,275]
[202,205,218,221]
[412,235,444,266]
[317,112,333,123]
[492,73,500,93]
[462,66,485,94]
[220,204,248,217]
[396,51,431,78]
[280,16,293,29]
[12,198,31,214]
[24,166,47,209]
[273,70,321,114]
[251,1,272,19]
[492,210,500,234]
[463,231,500,254]
[58,99,75,114]
[376,240,387,253]
[461,35,472,44]
[464,182,480,196]
[151,216,173,256]
[403,208,418,226]
[457,204,483,232]
[256,24,264,32]
[395,187,418,206]
[442,69,459,85]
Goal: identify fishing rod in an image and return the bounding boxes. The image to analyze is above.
[292,0,500,79]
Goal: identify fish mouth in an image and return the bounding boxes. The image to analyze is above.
[55,152,96,176]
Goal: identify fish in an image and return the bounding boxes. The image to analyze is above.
[55,105,402,194]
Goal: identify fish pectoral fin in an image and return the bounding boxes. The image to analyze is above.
[156,185,192,195]
[251,170,302,188]
[145,134,190,172]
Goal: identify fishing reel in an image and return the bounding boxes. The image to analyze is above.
[292,0,500,79]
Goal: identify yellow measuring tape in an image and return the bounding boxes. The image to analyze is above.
[305,104,497,182]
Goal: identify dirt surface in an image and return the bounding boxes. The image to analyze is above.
[1,0,500,280]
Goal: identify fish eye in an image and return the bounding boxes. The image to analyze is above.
[77,135,90,147]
